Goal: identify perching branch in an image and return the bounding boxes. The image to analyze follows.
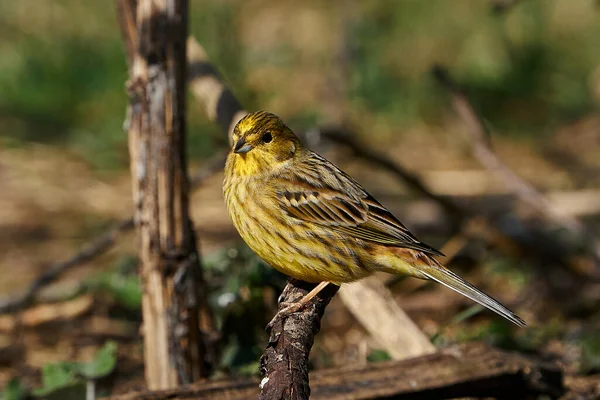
[259,280,340,400]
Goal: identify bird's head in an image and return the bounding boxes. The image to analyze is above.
[229,111,302,176]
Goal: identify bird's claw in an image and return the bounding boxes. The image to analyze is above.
[266,301,303,331]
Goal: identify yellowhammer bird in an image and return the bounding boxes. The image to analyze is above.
[224,111,525,327]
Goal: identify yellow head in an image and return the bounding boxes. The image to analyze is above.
[228,111,302,176]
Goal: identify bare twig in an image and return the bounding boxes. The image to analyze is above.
[187,37,247,142]
[0,295,94,331]
[0,154,224,315]
[315,128,463,221]
[0,219,133,313]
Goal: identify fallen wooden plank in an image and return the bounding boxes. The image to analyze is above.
[106,343,564,399]
[338,277,436,360]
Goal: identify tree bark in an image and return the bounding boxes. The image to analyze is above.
[117,0,213,389]
[259,280,340,400]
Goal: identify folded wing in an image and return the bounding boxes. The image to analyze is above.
[277,154,443,256]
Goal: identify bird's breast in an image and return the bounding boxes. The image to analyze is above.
[223,170,373,284]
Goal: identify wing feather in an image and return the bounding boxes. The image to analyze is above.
[277,152,444,257]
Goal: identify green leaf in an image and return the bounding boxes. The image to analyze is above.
[77,341,118,379]
[86,269,141,310]
[580,333,600,374]
[33,362,79,396]
[1,379,28,400]
[431,304,484,344]
[31,342,117,398]
[367,349,392,363]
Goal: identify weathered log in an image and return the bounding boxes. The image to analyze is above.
[107,343,564,399]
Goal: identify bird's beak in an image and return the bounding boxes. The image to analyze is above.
[234,137,253,154]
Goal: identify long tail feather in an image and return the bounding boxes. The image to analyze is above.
[422,262,526,327]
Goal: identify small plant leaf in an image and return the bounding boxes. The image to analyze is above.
[367,349,392,363]
[33,362,79,396]
[78,341,118,379]
[1,378,28,400]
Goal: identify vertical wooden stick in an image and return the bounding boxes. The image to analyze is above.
[117,0,213,389]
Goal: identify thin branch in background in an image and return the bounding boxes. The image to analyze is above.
[314,128,464,221]
[187,37,247,142]
[338,278,436,360]
[0,154,224,315]
[0,219,133,313]
[431,64,600,269]
[190,151,227,186]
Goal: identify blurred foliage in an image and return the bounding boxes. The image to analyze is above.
[366,349,392,363]
[1,0,599,171]
[85,255,141,311]
[203,244,287,375]
[0,379,27,400]
[85,245,286,375]
[76,341,118,380]
[14,341,118,399]
[579,330,600,374]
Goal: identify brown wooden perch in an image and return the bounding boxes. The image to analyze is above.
[259,280,340,400]
[107,342,566,399]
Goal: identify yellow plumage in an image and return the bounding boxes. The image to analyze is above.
[223,111,525,327]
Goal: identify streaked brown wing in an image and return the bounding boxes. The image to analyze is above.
[356,195,443,256]
[278,170,443,257]
[279,189,368,226]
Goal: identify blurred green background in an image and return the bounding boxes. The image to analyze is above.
[2,0,599,170]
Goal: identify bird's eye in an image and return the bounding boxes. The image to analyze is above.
[262,131,273,143]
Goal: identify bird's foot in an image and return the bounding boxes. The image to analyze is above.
[266,282,331,331]
[266,301,305,331]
